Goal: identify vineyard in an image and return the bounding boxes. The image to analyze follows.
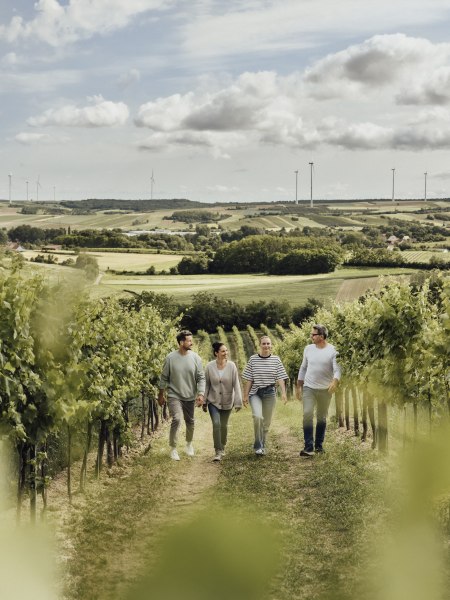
[401,250,450,263]
[0,253,449,599]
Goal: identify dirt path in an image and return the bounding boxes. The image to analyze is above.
[59,413,221,599]
[50,401,381,600]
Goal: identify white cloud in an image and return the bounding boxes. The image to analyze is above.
[135,93,197,131]
[304,34,450,100]
[27,95,129,127]
[134,41,450,157]
[0,0,173,47]
[397,67,450,105]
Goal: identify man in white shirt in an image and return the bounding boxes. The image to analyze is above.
[296,324,341,457]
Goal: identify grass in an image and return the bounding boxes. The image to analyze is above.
[22,249,185,272]
[93,267,413,305]
[55,399,391,600]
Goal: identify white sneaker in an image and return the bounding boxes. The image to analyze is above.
[212,451,222,462]
[170,448,180,461]
[255,448,264,456]
[185,442,195,457]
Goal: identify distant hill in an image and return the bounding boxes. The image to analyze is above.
[60,198,205,211]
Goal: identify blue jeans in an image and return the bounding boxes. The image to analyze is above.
[208,404,232,452]
[302,387,332,452]
[249,392,276,450]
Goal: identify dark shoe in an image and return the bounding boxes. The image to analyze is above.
[315,447,325,454]
[300,449,315,457]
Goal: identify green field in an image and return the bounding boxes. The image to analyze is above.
[22,249,184,272]
[90,267,413,305]
[401,250,450,263]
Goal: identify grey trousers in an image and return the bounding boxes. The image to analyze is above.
[167,398,195,447]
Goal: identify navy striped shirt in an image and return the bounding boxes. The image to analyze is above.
[242,354,288,396]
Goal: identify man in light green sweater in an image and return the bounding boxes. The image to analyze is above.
[158,330,205,460]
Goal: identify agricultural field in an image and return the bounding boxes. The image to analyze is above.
[400,250,450,263]
[91,267,413,305]
[1,199,448,233]
[21,249,184,272]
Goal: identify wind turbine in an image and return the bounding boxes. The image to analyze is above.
[309,162,314,208]
[36,175,41,202]
[424,172,428,202]
[294,170,299,204]
[26,179,29,202]
[8,173,12,206]
[150,170,155,200]
[391,168,395,201]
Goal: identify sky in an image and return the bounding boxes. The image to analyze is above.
[1,0,450,203]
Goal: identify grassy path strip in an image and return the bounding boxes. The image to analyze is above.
[61,416,220,600]
[59,401,387,600]
[216,402,387,600]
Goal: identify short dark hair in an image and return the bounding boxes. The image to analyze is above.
[312,324,328,339]
[176,330,193,344]
[212,341,225,356]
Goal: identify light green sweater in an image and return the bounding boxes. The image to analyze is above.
[159,350,206,401]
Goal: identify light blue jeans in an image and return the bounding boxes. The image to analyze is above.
[249,392,276,450]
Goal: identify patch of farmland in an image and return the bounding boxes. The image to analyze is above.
[400,250,450,263]
[22,249,184,272]
[308,214,361,227]
[335,277,383,302]
[237,215,324,230]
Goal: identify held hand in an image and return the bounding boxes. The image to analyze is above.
[195,395,205,407]
[242,396,249,408]
[328,379,338,394]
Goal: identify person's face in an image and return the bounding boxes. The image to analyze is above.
[259,337,272,353]
[179,335,193,350]
[311,329,322,343]
[215,345,228,359]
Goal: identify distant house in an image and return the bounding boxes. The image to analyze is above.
[6,242,25,252]
[387,235,399,244]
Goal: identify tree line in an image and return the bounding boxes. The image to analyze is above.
[120,290,323,333]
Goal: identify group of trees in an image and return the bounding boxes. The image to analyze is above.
[0,255,176,519]
[121,290,322,333]
[209,235,344,274]
[168,209,225,224]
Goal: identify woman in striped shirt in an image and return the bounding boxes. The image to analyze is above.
[242,335,288,455]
